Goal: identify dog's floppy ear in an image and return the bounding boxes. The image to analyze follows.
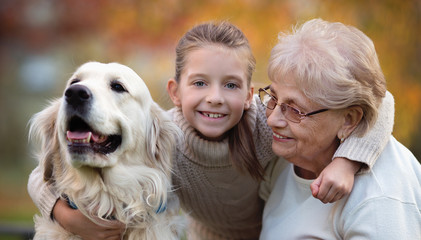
[145,102,181,176]
[29,99,61,183]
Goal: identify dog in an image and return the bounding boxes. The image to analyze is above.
[29,62,182,239]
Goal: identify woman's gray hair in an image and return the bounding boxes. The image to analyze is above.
[268,18,386,136]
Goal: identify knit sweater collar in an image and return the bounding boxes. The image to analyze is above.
[171,97,258,168]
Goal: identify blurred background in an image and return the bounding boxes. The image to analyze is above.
[1,0,420,237]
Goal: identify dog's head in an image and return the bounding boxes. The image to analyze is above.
[57,61,156,168]
[30,62,179,178]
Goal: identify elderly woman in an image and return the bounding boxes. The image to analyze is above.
[259,19,421,239]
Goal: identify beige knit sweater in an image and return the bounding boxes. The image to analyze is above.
[168,96,276,240]
[27,94,394,239]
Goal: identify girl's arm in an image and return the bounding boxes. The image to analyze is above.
[311,91,395,203]
[27,166,60,218]
[53,199,125,240]
[333,91,395,171]
[27,166,125,239]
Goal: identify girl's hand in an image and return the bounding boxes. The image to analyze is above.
[310,157,361,203]
[53,198,126,240]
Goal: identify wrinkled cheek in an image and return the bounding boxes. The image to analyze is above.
[295,141,311,157]
[272,141,294,159]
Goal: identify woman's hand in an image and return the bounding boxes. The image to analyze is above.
[310,157,361,203]
[53,198,126,240]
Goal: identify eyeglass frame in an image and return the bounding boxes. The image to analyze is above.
[258,85,329,123]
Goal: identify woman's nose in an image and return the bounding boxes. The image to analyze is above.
[266,105,288,128]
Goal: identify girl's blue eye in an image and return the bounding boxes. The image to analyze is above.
[226,83,238,89]
[194,81,205,87]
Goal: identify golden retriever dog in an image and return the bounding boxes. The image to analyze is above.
[29,62,182,240]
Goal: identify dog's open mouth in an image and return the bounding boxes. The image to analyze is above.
[66,116,122,155]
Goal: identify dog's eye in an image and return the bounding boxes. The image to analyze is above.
[111,81,127,93]
[70,79,80,85]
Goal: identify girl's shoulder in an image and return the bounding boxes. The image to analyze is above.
[166,107,177,118]
[253,94,265,114]
[250,94,270,131]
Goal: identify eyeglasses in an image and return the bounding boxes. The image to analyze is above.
[258,85,329,123]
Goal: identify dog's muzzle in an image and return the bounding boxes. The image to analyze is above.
[64,84,122,156]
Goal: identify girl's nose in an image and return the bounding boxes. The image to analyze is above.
[266,105,288,128]
[206,86,224,105]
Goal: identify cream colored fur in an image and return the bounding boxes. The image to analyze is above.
[29,62,183,240]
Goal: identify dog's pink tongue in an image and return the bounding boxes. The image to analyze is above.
[66,131,107,143]
[67,131,92,142]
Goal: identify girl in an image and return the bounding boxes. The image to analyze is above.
[28,21,394,240]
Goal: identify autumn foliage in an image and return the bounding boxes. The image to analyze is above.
[0,0,420,159]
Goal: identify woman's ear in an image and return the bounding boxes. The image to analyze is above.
[339,106,364,139]
[244,85,254,110]
[166,78,181,107]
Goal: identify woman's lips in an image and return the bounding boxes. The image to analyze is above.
[272,131,292,141]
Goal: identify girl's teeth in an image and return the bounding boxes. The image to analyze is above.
[205,113,223,118]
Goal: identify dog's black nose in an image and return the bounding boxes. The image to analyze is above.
[65,85,92,108]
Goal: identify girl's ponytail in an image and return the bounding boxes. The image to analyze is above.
[229,112,264,181]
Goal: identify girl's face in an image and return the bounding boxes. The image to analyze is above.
[168,46,253,140]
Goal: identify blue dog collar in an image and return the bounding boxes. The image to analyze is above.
[63,195,78,210]
[64,194,166,214]
[155,201,167,214]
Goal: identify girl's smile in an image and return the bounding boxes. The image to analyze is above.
[199,111,227,119]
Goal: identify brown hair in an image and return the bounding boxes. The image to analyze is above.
[174,21,263,180]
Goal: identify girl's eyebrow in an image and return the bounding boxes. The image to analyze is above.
[187,72,207,78]
[188,72,245,84]
[185,73,208,83]
[223,74,245,83]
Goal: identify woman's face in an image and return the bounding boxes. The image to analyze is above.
[266,75,344,175]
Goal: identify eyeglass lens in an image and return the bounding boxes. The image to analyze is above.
[259,89,301,123]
